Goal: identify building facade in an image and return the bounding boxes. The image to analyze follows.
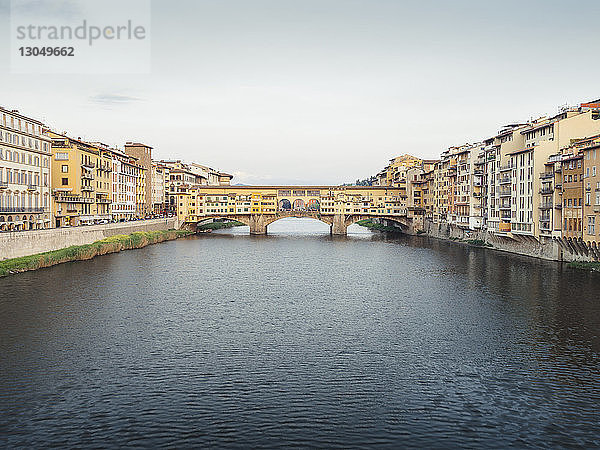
[0,108,52,231]
[124,142,152,217]
[48,132,113,227]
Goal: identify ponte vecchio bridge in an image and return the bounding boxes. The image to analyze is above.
[176,185,421,235]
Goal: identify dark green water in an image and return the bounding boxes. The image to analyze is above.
[1,219,600,448]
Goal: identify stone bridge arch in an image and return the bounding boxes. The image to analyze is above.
[335,214,411,235]
[185,213,414,236]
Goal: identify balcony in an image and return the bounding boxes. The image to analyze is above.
[81,185,94,192]
[500,177,511,185]
[499,190,512,197]
[26,184,38,191]
[540,172,554,180]
[548,154,562,163]
[0,207,46,213]
[499,164,514,172]
[555,203,562,210]
[55,195,95,204]
[0,181,8,189]
[81,172,94,180]
[539,203,553,210]
[499,204,512,210]
[81,162,95,170]
[540,187,553,194]
[96,197,111,204]
[539,217,551,223]
[473,192,482,197]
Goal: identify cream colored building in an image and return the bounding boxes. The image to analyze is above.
[0,107,52,231]
[110,148,143,221]
[151,162,167,214]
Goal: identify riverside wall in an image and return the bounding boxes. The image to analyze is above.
[0,218,179,260]
[421,219,600,262]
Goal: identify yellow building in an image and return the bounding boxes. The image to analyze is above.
[136,166,147,218]
[48,132,112,227]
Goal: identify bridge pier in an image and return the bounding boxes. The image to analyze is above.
[330,214,347,236]
[248,215,268,235]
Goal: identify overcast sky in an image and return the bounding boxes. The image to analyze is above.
[1,0,599,185]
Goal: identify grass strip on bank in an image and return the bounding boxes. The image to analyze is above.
[197,220,245,231]
[567,261,600,272]
[0,229,193,278]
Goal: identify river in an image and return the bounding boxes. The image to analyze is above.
[1,218,600,448]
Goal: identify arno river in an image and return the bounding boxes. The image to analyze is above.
[2,219,600,448]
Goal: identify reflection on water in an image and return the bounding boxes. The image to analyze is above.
[1,218,599,448]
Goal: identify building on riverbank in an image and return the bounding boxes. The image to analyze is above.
[157,160,234,215]
[368,98,600,247]
[560,152,584,239]
[110,148,144,222]
[151,162,168,215]
[48,132,114,227]
[124,142,153,217]
[0,107,52,231]
[580,134,600,243]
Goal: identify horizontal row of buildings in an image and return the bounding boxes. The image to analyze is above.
[368,99,600,244]
[0,106,233,231]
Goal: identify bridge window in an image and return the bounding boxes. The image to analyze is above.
[279,199,291,210]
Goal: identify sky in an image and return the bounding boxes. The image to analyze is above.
[0,0,599,185]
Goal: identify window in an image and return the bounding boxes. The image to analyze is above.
[61,165,68,173]
[62,177,68,185]
[588,216,596,235]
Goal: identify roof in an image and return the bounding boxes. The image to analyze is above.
[0,106,45,125]
[562,153,583,162]
[520,121,554,135]
[125,142,153,149]
[508,145,535,156]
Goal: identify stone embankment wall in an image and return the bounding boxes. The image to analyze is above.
[0,218,179,260]
[421,220,599,262]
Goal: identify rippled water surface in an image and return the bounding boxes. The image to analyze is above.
[2,219,600,448]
